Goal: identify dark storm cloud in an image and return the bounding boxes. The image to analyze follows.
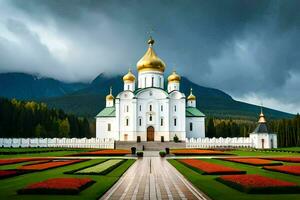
[0,0,299,112]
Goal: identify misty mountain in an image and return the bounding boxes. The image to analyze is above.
[0,72,293,120]
[0,73,88,100]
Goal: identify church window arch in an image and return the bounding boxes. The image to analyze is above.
[144,77,146,87]
[139,118,142,126]
[174,105,177,112]
[126,118,129,126]
[190,122,193,131]
[149,105,152,111]
[161,105,163,111]
[107,123,111,131]
[126,105,129,112]
[149,114,153,121]
[139,105,142,111]
[161,118,164,126]
[174,118,177,126]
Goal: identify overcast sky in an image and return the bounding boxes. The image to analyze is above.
[0,0,299,114]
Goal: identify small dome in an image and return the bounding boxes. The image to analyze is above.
[106,87,114,101]
[168,71,181,82]
[123,69,136,82]
[187,88,196,101]
[137,37,166,73]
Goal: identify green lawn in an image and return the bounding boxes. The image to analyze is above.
[168,159,300,200]
[0,158,135,200]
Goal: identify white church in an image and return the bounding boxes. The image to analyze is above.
[96,37,205,142]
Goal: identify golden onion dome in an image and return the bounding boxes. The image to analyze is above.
[258,108,267,123]
[106,87,114,101]
[168,71,181,82]
[187,88,196,101]
[123,69,136,82]
[137,37,166,73]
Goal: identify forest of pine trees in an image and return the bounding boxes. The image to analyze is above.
[206,115,300,147]
[0,98,92,138]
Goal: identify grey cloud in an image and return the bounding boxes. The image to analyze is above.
[0,0,300,112]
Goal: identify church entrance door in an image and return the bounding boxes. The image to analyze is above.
[147,126,154,141]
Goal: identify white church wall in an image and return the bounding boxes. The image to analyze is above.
[186,117,205,138]
[96,117,118,140]
[249,133,277,149]
[138,71,164,88]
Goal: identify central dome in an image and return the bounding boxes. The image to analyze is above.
[137,37,166,73]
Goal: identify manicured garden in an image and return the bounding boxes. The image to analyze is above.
[169,157,300,200]
[0,149,136,200]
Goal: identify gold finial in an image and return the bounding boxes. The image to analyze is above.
[258,104,267,123]
[106,86,114,101]
[187,88,196,101]
[147,36,155,46]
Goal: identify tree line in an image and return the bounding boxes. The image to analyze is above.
[206,115,300,147]
[0,98,92,138]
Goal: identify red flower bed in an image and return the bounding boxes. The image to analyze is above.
[220,158,282,166]
[216,174,300,193]
[179,159,246,175]
[0,158,45,166]
[0,169,30,179]
[171,149,230,156]
[18,159,85,171]
[18,178,95,195]
[263,165,300,176]
[0,170,20,179]
[265,157,300,163]
[73,149,130,156]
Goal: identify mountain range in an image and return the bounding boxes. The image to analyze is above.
[0,72,293,120]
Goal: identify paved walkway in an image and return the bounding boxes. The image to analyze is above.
[100,152,210,200]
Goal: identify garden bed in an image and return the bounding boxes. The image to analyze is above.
[0,169,29,179]
[0,158,45,166]
[171,149,230,156]
[216,174,300,193]
[264,157,300,163]
[72,149,130,156]
[219,158,282,166]
[18,159,86,171]
[75,159,125,175]
[179,159,246,175]
[263,165,300,176]
[18,178,95,195]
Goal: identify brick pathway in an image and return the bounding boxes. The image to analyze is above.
[100,153,210,200]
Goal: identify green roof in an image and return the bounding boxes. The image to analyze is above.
[96,107,116,117]
[186,107,205,117]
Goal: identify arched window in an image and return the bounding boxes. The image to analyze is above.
[139,105,142,111]
[126,118,129,126]
[174,118,177,126]
[161,105,163,111]
[149,115,152,121]
[149,105,152,111]
[144,77,146,87]
[139,118,142,126]
[151,77,154,87]
[174,105,177,112]
[107,123,111,131]
[190,122,193,131]
[127,85,130,90]
[126,105,129,112]
[161,118,163,126]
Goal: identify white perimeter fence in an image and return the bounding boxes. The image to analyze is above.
[186,137,253,148]
[0,138,114,149]
[0,137,254,149]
